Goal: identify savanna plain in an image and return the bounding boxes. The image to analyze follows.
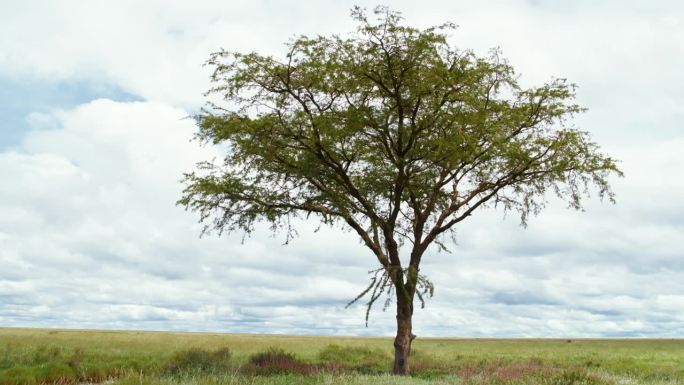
[0,328,682,385]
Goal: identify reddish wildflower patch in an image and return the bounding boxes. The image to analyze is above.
[453,359,608,385]
[455,359,557,382]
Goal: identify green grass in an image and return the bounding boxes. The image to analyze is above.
[0,328,682,384]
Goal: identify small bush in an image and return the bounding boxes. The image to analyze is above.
[248,347,313,375]
[166,347,232,374]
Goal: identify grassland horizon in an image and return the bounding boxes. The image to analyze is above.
[1,327,682,384]
[5,326,684,340]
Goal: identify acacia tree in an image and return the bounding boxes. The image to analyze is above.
[179,7,622,375]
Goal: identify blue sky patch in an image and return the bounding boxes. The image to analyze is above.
[0,76,141,149]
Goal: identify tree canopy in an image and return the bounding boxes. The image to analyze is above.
[179,6,622,375]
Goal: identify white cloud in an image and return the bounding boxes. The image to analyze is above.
[1,98,682,336]
[3,0,682,121]
[0,1,360,108]
[0,99,384,333]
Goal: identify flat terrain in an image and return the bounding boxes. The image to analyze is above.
[0,328,682,384]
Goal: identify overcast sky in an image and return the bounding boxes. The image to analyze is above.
[1,0,682,337]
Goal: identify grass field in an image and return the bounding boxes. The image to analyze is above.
[0,328,682,384]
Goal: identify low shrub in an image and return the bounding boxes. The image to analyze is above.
[248,347,313,375]
[166,347,232,374]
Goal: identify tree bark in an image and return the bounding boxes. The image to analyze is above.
[393,292,415,375]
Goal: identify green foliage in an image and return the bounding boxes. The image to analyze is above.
[179,5,622,321]
[166,347,232,374]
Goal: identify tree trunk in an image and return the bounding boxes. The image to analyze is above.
[393,294,415,375]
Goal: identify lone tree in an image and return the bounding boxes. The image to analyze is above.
[179,6,622,375]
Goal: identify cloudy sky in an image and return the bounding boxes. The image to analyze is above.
[1,0,682,337]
